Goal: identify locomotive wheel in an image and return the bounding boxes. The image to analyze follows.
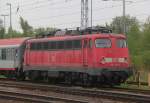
[113,72,122,85]
[16,69,25,81]
[28,71,39,81]
[43,72,49,83]
[48,77,58,84]
[64,72,72,85]
[82,74,92,87]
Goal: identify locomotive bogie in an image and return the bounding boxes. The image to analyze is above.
[22,67,132,86]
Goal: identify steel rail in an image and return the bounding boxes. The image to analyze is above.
[0,80,150,102]
[0,90,88,103]
[0,80,150,95]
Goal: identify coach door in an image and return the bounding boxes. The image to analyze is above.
[82,39,89,66]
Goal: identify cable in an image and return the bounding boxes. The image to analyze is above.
[29,12,150,28]
[1,0,149,15]
[1,0,149,29]
[1,0,79,12]
[15,0,150,22]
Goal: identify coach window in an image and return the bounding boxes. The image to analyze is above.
[8,48,14,60]
[95,39,111,48]
[0,49,1,59]
[73,40,81,49]
[65,40,72,49]
[6,48,11,60]
[2,49,6,60]
[11,48,16,60]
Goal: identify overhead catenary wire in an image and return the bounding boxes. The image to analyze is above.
[0,0,149,15]
[1,0,148,22]
[30,12,150,28]
[0,0,149,30]
[17,0,150,23]
[0,0,79,13]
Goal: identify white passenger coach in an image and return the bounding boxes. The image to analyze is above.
[0,38,29,77]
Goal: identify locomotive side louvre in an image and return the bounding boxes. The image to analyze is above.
[24,37,86,70]
[23,36,94,82]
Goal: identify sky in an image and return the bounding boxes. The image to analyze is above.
[0,0,150,31]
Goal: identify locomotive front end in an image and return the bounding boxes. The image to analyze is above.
[93,34,133,85]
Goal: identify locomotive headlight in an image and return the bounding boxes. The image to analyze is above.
[101,57,105,64]
[118,58,128,63]
[118,58,124,63]
[105,58,112,62]
[124,57,128,63]
[101,57,112,64]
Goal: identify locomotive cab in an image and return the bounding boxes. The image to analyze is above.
[91,34,132,85]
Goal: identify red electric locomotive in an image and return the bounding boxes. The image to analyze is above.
[20,27,132,86]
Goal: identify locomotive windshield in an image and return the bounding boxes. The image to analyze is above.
[116,39,127,48]
[95,39,111,48]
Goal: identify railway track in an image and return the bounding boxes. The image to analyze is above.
[0,80,150,102]
[100,86,150,95]
[0,89,88,103]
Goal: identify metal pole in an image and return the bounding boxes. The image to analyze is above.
[7,3,12,30]
[123,0,126,34]
[3,15,6,29]
[85,0,89,28]
[4,16,6,29]
[1,14,8,30]
[81,0,84,29]
[10,3,12,30]
[81,0,89,29]
[91,0,92,28]
[102,0,126,34]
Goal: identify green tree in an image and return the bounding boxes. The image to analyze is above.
[126,16,150,70]
[111,15,139,34]
[0,19,5,38]
[127,21,143,69]
[0,19,3,28]
[128,23,141,54]
[140,17,150,70]
[20,17,33,36]
[34,27,46,35]
[0,27,5,38]
[34,27,56,37]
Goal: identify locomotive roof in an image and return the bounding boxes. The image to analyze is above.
[28,33,126,42]
[0,37,29,47]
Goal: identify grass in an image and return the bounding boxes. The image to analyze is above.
[0,75,7,78]
[119,82,150,90]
